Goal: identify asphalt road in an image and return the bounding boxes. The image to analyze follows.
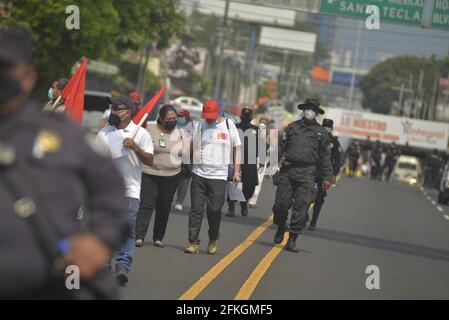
[120,176,449,300]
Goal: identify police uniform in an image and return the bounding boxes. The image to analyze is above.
[309,119,341,229]
[273,99,333,250]
[0,25,128,299]
[383,144,400,182]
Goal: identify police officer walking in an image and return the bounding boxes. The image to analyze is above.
[424,149,443,189]
[0,25,129,299]
[273,98,333,253]
[383,142,400,182]
[227,107,260,217]
[308,118,340,231]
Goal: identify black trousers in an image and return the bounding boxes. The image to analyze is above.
[273,166,316,234]
[311,181,327,225]
[135,173,181,242]
[188,174,227,244]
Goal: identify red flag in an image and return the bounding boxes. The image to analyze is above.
[61,58,88,124]
[132,86,167,125]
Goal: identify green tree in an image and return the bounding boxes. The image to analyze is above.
[360,56,440,114]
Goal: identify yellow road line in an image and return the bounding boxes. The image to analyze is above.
[179,215,274,300]
[234,174,343,300]
[234,232,288,300]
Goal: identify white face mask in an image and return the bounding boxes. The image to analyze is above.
[304,109,316,120]
[298,110,304,119]
[325,127,332,133]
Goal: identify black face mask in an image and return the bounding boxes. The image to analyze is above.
[108,113,121,128]
[241,117,252,124]
[163,120,177,130]
[0,74,21,108]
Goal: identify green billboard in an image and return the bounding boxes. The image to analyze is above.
[319,0,425,26]
[432,0,449,30]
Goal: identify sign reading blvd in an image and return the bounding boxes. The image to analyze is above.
[319,0,425,26]
[432,0,449,30]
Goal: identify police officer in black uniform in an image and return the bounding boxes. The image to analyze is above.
[227,107,260,217]
[273,98,333,252]
[383,142,401,182]
[308,118,340,231]
[425,149,443,189]
[0,25,128,299]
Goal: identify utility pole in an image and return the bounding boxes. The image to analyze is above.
[392,82,413,116]
[411,70,424,118]
[348,20,363,110]
[213,0,230,101]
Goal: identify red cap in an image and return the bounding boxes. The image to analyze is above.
[177,109,190,118]
[202,99,220,119]
[128,91,142,107]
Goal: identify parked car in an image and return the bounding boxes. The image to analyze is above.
[174,96,203,119]
[392,155,424,186]
[438,161,449,205]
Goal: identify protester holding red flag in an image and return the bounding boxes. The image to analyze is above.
[96,95,154,286]
[60,58,87,124]
[43,78,68,113]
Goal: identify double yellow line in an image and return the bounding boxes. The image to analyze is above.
[179,177,339,300]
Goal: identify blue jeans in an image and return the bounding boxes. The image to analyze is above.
[115,197,140,271]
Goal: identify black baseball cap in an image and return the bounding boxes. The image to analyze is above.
[109,95,136,114]
[298,98,325,115]
[0,25,33,66]
[322,118,334,128]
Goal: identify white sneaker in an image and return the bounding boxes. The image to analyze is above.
[174,204,183,211]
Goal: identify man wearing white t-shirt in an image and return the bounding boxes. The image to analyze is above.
[185,100,242,255]
[96,95,154,285]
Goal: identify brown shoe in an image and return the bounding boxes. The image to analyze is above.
[207,240,218,255]
[154,240,165,248]
[135,239,143,247]
[184,243,199,254]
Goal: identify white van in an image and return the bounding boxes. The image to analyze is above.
[392,155,424,186]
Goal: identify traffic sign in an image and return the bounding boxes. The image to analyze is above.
[319,0,425,26]
[432,0,449,30]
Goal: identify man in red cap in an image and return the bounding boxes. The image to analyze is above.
[128,91,147,128]
[185,99,242,255]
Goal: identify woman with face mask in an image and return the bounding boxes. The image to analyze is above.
[135,104,183,248]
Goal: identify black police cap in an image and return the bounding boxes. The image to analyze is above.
[322,118,334,128]
[109,96,136,115]
[298,98,325,115]
[0,25,33,66]
[240,107,253,119]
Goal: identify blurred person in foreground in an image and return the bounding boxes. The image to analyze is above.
[272,98,333,253]
[96,95,154,286]
[307,118,341,231]
[0,25,128,299]
[185,99,242,254]
[174,109,193,212]
[227,107,260,217]
[135,104,183,248]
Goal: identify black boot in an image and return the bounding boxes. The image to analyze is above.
[285,233,298,253]
[226,201,235,217]
[308,222,316,231]
[274,225,287,244]
[241,202,248,217]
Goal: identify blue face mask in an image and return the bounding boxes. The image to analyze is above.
[177,117,187,126]
[48,88,54,101]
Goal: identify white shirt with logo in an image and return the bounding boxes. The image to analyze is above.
[96,121,154,200]
[192,119,242,181]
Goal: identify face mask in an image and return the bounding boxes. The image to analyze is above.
[177,117,187,126]
[48,88,54,101]
[241,116,252,124]
[163,119,177,130]
[304,109,316,121]
[206,119,216,126]
[0,74,21,108]
[108,113,121,128]
[325,127,332,133]
[298,110,304,119]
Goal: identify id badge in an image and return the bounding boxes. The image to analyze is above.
[159,139,166,148]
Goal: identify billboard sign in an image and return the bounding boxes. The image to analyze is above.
[260,26,317,54]
[324,108,449,151]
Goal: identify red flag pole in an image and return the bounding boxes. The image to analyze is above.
[131,86,166,139]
